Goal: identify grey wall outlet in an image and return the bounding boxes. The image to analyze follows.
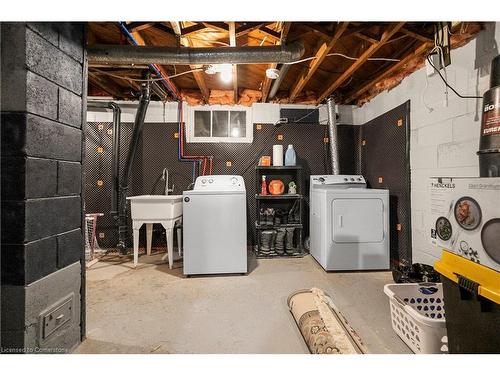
[38,293,75,343]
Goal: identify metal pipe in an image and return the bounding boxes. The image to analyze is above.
[87,42,305,66]
[109,103,121,214]
[87,101,121,214]
[117,76,151,253]
[326,97,340,175]
[268,64,291,100]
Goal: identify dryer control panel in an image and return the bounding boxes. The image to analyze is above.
[310,175,366,188]
[193,175,245,192]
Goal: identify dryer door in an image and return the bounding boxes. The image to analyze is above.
[332,198,384,243]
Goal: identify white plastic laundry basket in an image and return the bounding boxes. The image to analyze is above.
[384,283,448,354]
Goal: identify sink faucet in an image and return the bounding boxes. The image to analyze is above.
[161,168,174,195]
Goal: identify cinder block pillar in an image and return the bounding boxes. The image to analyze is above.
[1,22,86,353]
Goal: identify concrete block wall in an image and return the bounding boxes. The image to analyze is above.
[352,23,500,266]
[1,23,85,353]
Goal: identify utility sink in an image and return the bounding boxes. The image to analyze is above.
[127,195,183,221]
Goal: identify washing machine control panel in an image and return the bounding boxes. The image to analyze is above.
[310,175,366,187]
[194,175,245,191]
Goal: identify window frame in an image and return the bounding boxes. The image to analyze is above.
[186,105,253,143]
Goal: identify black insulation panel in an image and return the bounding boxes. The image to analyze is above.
[360,101,412,267]
[279,108,320,124]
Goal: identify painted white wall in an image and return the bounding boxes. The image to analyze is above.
[352,23,500,265]
[86,100,353,125]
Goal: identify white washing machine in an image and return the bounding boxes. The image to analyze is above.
[309,175,390,271]
[183,175,247,276]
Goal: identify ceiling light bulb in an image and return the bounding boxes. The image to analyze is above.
[266,68,280,79]
[205,65,217,75]
[219,64,232,72]
[220,69,232,83]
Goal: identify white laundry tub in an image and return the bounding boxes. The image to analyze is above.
[127,195,183,221]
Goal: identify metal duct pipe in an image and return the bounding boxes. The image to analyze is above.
[109,102,121,215]
[87,42,305,66]
[268,64,291,100]
[326,97,340,175]
[117,77,151,253]
[87,101,121,214]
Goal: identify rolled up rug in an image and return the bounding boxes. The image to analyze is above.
[287,288,368,354]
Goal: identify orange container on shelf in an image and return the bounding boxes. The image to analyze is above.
[259,156,271,166]
[268,180,285,195]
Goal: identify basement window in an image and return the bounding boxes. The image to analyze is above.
[186,105,253,143]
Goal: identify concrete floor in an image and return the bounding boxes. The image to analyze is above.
[75,251,410,354]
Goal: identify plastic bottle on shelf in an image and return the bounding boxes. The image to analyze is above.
[261,175,268,195]
[285,144,296,166]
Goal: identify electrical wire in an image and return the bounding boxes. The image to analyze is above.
[290,104,326,123]
[239,104,327,176]
[422,69,434,113]
[426,54,482,99]
[283,53,401,66]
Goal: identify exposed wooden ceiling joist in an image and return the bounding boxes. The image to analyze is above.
[261,22,292,103]
[342,25,373,38]
[203,22,229,33]
[400,26,434,43]
[289,22,349,103]
[344,41,432,104]
[353,31,379,44]
[89,71,125,98]
[154,23,176,37]
[301,23,333,40]
[181,23,207,37]
[170,21,210,102]
[87,21,483,105]
[129,28,180,100]
[259,26,281,41]
[228,22,238,103]
[316,22,406,104]
[127,22,156,33]
[235,22,267,38]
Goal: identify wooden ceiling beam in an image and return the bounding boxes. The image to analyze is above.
[181,23,208,37]
[170,22,210,102]
[353,31,379,44]
[258,26,281,41]
[302,23,334,40]
[129,28,181,100]
[316,22,406,104]
[228,22,238,104]
[153,23,176,37]
[88,72,125,98]
[107,74,143,94]
[344,41,432,104]
[128,22,156,33]
[289,22,349,103]
[342,24,372,38]
[400,26,434,43]
[235,22,267,38]
[203,22,229,33]
[261,22,292,103]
